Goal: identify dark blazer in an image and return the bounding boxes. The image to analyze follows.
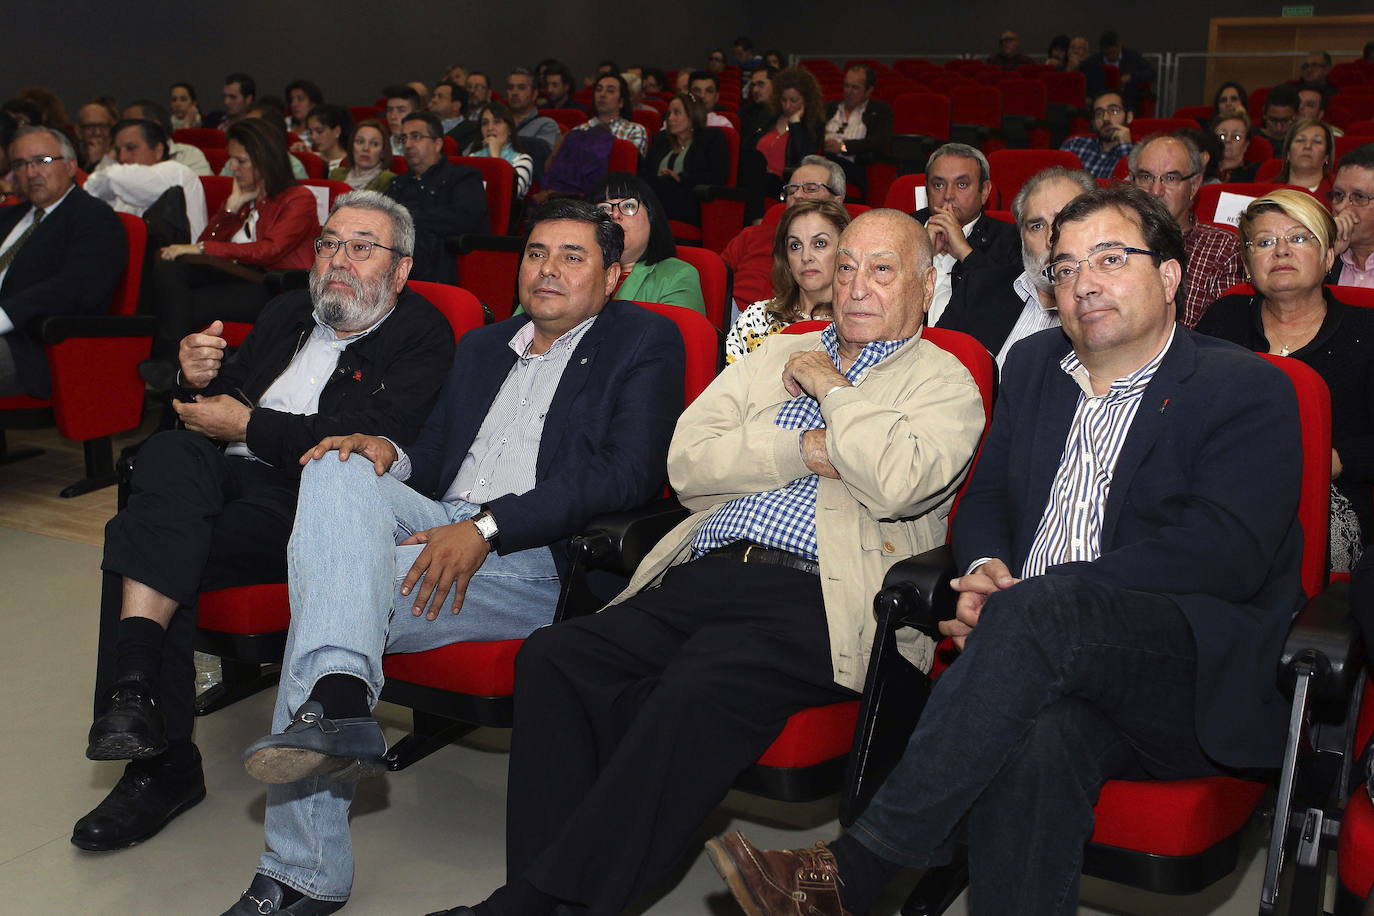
[386,158,488,285]
[404,299,685,575]
[179,288,455,469]
[953,327,1306,769]
[0,187,126,398]
[935,261,1028,358]
[913,208,1022,291]
[1082,48,1157,107]
[639,127,731,188]
[822,98,894,162]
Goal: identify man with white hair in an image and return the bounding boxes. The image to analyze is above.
[76,191,456,855]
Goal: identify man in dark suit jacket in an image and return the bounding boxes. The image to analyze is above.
[0,126,126,398]
[1081,30,1157,111]
[823,65,894,192]
[913,143,1021,326]
[710,187,1307,916]
[218,199,684,915]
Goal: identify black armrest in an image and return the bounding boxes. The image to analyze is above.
[872,545,956,639]
[264,269,309,294]
[1281,581,1364,709]
[38,314,157,344]
[447,233,524,255]
[570,498,690,577]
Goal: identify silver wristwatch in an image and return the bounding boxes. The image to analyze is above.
[471,509,499,545]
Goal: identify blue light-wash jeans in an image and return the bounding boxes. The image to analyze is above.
[256,454,562,902]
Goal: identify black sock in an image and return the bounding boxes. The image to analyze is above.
[830,833,903,916]
[308,674,370,719]
[476,878,560,916]
[113,616,166,680]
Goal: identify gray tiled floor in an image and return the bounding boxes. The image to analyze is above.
[0,526,1287,914]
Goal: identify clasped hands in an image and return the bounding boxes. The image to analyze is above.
[941,558,1021,651]
[299,433,491,621]
[925,204,973,260]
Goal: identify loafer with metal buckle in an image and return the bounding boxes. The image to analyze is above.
[219,873,345,915]
[242,700,385,785]
[705,830,851,916]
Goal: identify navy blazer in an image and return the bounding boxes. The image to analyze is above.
[404,299,685,574]
[953,326,1306,769]
[935,261,1026,359]
[0,188,126,398]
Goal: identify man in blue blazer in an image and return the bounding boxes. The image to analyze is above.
[709,186,1308,916]
[218,200,684,915]
[0,126,126,398]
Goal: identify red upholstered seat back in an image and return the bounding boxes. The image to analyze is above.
[672,245,729,330]
[173,127,226,148]
[631,301,719,406]
[454,155,514,235]
[987,149,1083,207]
[406,280,486,340]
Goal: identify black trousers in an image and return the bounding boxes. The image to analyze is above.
[148,260,273,358]
[506,555,855,915]
[96,430,298,744]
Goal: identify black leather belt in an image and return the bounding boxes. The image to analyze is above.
[705,541,820,576]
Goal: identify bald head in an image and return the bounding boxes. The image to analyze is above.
[832,209,934,357]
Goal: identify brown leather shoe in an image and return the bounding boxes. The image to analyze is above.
[705,830,851,916]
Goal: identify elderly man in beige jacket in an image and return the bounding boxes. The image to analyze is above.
[425,209,985,916]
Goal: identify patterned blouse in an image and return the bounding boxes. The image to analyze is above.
[725,299,825,364]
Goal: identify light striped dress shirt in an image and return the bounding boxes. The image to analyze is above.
[1020,327,1176,578]
[995,272,1062,368]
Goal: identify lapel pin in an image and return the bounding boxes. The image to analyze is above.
[580,357,588,364]
[1159,398,1170,413]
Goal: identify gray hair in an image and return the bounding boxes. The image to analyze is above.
[1128,133,1203,178]
[1010,166,1097,224]
[797,154,846,199]
[927,143,990,185]
[329,190,415,258]
[12,124,76,162]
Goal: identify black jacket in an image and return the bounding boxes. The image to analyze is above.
[935,261,1028,358]
[913,208,1022,292]
[0,188,126,398]
[822,98,894,163]
[177,287,455,470]
[386,158,487,285]
[638,127,731,189]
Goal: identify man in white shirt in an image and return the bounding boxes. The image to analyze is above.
[122,99,213,176]
[822,65,893,190]
[85,119,208,244]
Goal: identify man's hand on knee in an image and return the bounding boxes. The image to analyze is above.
[300,434,398,475]
[399,521,491,620]
[942,559,1020,650]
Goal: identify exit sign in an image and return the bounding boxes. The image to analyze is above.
[1282,5,1314,15]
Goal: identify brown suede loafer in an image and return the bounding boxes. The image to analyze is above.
[705,831,851,916]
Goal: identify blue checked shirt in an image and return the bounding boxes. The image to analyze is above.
[1060,135,1132,180]
[689,326,911,561]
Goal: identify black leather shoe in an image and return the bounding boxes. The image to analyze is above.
[71,754,205,851]
[220,873,346,915]
[87,673,167,760]
[423,907,476,915]
[242,701,386,785]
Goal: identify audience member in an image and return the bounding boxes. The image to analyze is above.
[543,63,585,113]
[148,117,319,362]
[1329,145,1374,288]
[506,68,561,155]
[1081,30,1156,109]
[383,85,423,155]
[639,92,729,224]
[465,72,492,116]
[1213,80,1248,118]
[688,70,734,129]
[706,48,728,73]
[722,155,845,307]
[221,199,683,915]
[15,86,69,130]
[284,80,323,137]
[1214,111,1258,182]
[468,102,534,199]
[1277,117,1335,196]
[988,30,1034,70]
[1258,85,1300,147]
[591,172,704,314]
[938,166,1096,366]
[1297,86,1342,136]
[642,68,669,95]
[430,80,464,134]
[763,49,784,70]
[1045,34,1070,69]
[76,98,119,172]
[1177,125,1225,184]
[724,198,850,362]
[574,74,648,155]
[746,66,826,204]
[169,81,201,130]
[217,72,256,130]
[329,119,396,193]
[407,81,431,108]
[1198,189,1373,565]
[740,65,776,135]
[0,126,126,399]
[76,192,454,854]
[85,118,209,245]
[733,35,763,70]
[709,185,1306,916]
[1066,35,1091,72]
[303,105,351,171]
[443,64,467,86]
[916,142,1021,325]
[823,64,893,192]
[1060,89,1133,179]
[1294,50,1337,95]
[216,109,308,180]
[622,71,654,114]
[123,98,214,176]
[427,207,984,916]
[1130,133,1242,326]
[385,111,487,284]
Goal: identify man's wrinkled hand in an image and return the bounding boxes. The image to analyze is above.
[178,319,228,388]
[398,521,491,620]
[299,434,399,475]
[782,350,848,400]
[940,558,1020,651]
[172,394,251,441]
[800,429,840,479]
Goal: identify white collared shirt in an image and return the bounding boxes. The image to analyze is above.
[996,272,1062,367]
[926,216,979,327]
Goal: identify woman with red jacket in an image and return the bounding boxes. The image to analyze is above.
[146,117,318,366]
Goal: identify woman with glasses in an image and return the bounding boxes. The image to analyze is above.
[329,119,396,193]
[638,92,730,225]
[724,199,850,363]
[1212,111,1258,182]
[145,118,319,375]
[1196,190,1374,568]
[1276,117,1336,196]
[462,102,534,198]
[592,172,705,314]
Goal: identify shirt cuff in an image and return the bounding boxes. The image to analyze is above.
[966,557,1000,576]
[0,308,13,336]
[384,438,411,481]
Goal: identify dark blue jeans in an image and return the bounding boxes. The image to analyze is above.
[849,573,1220,916]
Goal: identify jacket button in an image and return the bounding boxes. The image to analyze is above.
[883,541,896,553]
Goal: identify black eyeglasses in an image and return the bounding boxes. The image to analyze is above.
[781,181,837,199]
[596,199,640,217]
[314,238,403,261]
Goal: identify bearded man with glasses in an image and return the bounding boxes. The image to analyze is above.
[77,191,455,857]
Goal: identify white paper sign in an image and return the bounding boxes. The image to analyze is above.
[913,185,929,211]
[305,185,331,225]
[1212,191,1256,227]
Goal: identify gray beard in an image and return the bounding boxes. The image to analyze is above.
[1022,247,1052,294]
[310,267,395,333]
